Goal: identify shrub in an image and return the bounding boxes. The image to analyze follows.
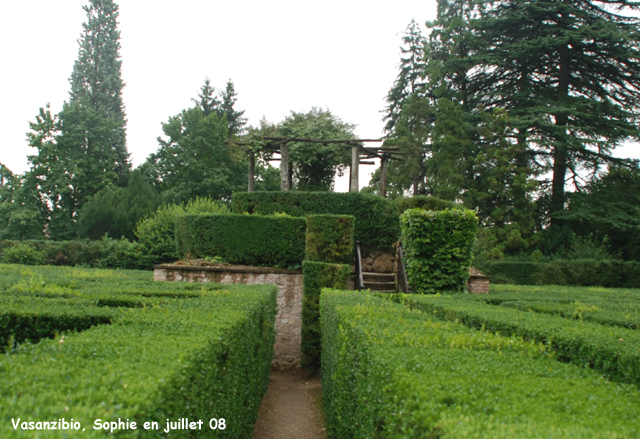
[0,265,277,439]
[232,191,400,252]
[393,195,455,215]
[400,208,478,293]
[406,294,640,385]
[175,214,306,267]
[305,214,355,264]
[322,290,640,439]
[301,261,351,368]
[135,197,229,263]
[1,242,46,265]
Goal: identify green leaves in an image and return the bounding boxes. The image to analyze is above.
[401,207,478,292]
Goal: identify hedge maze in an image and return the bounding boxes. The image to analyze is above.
[0,264,277,438]
[321,289,640,438]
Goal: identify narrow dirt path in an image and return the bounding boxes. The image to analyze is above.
[252,370,328,439]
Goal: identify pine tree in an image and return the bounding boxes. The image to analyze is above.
[472,0,640,224]
[69,0,129,175]
[219,80,247,137]
[193,78,220,117]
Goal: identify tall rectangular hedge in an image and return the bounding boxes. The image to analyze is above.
[232,192,400,252]
[175,213,306,267]
[401,208,478,293]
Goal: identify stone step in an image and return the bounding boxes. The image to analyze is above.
[363,281,397,292]
[362,272,395,282]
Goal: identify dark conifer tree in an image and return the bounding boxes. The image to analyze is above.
[69,0,129,176]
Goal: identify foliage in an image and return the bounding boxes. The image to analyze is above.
[301,261,350,368]
[145,105,245,204]
[321,290,640,439]
[0,238,151,270]
[305,215,355,264]
[1,242,46,265]
[175,214,306,268]
[77,171,161,241]
[407,292,640,385]
[0,264,276,439]
[135,197,229,263]
[277,108,355,191]
[558,165,640,260]
[232,191,400,253]
[400,208,478,292]
[68,0,128,177]
[393,194,454,215]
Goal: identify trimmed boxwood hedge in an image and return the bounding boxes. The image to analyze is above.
[301,260,351,368]
[232,191,400,252]
[305,215,355,264]
[401,208,478,293]
[321,290,640,439]
[175,213,306,267]
[0,264,277,439]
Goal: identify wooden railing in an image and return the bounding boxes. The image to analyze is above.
[354,241,365,290]
[397,241,412,294]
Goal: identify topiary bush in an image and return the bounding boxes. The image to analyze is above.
[232,191,400,252]
[401,208,478,293]
[305,214,355,264]
[175,214,306,267]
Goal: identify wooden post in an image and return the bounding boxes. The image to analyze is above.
[248,150,255,192]
[280,143,289,191]
[350,142,360,192]
[379,155,389,198]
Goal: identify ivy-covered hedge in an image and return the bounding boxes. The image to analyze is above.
[481,260,640,288]
[321,290,640,438]
[175,213,306,267]
[0,264,277,438]
[232,192,400,252]
[305,215,355,264]
[400,208,478,293]
[301,261,351,368]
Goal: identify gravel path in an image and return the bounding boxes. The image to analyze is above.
[252,370,328,439]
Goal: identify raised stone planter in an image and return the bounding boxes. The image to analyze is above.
[154,264,303,369]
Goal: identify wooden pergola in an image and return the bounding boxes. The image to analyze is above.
[231,137,404,196]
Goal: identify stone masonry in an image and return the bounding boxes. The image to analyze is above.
[154,265,303,369]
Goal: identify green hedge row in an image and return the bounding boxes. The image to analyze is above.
[0,264,277,438]
[483,284,640,330]
[232,191,401,252]
[321,290,640,438]
[400,208,478,293]
[482,260,640,288]
[405,294,640,385]
[0,238,153,270]
[175,213,306,267]
[305,215,354,264]
[301,261,351,368]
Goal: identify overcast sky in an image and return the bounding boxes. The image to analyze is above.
[2,1,639,192]
[1,0,444,191]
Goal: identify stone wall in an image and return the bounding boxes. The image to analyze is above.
[154,265,303,369]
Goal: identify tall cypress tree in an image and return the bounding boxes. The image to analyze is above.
[69,0,129,176]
